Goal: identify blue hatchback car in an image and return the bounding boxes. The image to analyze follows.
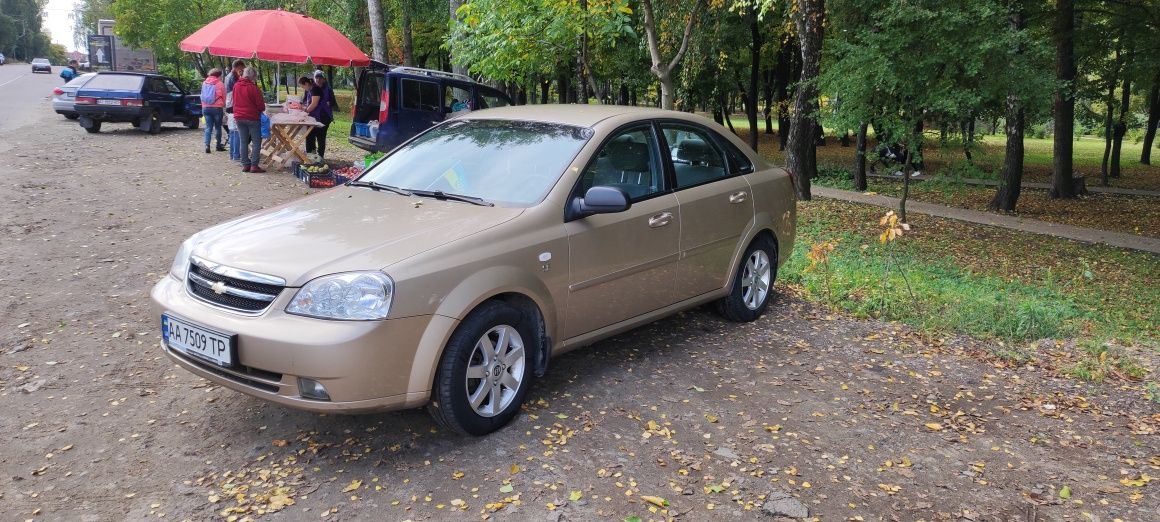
[349,63,512,153]
[74,72,202,134]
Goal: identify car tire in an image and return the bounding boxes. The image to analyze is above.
[428,301,536,436]
[184,117,199,130]
[79,117,101,133]
[145,111,161,134]
[716,235,777,322]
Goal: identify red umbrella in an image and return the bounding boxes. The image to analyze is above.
[179,10,370,67]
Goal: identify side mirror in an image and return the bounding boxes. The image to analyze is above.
[568,185,631,221]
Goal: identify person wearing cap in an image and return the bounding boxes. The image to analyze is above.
[304,69,339,159]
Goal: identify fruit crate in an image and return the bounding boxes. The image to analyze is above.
[296,162,334,188]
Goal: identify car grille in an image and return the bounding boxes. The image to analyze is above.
[185,257,285,314]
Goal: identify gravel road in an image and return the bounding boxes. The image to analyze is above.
[1,112,1157,521]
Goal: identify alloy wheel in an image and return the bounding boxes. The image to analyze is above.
[464,325,526,417]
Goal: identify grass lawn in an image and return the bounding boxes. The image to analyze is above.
[726,116,1160,191]
[783,198,1160,394]
[720,116,1160,237]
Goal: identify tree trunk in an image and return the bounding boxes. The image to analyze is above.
[1141,71,1159,165]
[1050,0,1077,199]
[854,122,868,191]
[367,0,386,62]
[1110,72,1131,179]
[990,95,1025,211]
[641,0,704,110]
[763,68,774,134]
[402,8,415,66]
[745,5,762,151]
[786,0,824,201]
[775,38,795,151]
[899,149,912,223]
[449,0,468,76]
[557,68,570,104]
[1101,72,1116,186]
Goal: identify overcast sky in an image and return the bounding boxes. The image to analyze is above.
[44,0,79,50]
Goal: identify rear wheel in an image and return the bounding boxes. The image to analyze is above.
[716,236,777,322]
[184,117,199,129]
[428,301,535,436]
[79,117,101,133]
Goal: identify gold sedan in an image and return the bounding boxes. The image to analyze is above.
[151,105,796,435]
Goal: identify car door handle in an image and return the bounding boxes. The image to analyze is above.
[648,212,673,228]
[729,191,748,204]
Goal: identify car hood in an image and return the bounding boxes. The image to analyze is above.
[190,186,524,287]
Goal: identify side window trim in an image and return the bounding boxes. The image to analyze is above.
[565,122,670,221]
[655,119,733,191]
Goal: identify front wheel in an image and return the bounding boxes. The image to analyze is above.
[428,301,535,436]
[717,236,777,322]
[184,117,199,129]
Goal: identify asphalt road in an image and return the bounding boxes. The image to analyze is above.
[0,63,66,137]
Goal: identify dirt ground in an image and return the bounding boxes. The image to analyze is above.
[2,118,1158,522]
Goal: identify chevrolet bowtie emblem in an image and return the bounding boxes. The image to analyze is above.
[211,281,227,295]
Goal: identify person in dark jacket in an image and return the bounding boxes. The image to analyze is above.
[304,69,338,159]
[232,67,267,173]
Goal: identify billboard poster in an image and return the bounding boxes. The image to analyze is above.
[88,35,113,68]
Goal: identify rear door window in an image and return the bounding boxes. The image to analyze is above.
[400,79,440,112]
[445,84,473,113]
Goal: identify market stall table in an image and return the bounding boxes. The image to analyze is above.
[261,116,324,170]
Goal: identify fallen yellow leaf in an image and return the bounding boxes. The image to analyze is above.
[924,423,943,431]
[641,495,668,508]
[342,479,362,493]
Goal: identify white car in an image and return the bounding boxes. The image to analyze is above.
[53,73,97,119]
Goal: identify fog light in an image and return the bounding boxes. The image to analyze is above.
[298,378,331,401]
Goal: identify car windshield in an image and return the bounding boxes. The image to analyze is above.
[83,74,144,90]
[359,119,591,207]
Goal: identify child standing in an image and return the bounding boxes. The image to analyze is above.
[226,92,241,161]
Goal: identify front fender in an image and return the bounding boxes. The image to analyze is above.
[404,265,559,399]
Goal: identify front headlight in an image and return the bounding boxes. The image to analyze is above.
[286,272,394,320]
[169,233,199,281]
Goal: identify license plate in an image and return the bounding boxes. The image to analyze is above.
[97,99,120,105]
[161,313,237,368]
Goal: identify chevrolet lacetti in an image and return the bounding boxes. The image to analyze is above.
[151,105,796,435]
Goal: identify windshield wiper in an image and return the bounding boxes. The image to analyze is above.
[348,180,413,197]
[409,189,494,207]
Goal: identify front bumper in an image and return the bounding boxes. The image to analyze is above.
[150,274,456,414]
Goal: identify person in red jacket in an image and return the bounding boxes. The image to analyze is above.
[200,68,226,153]
[232,67,267,173]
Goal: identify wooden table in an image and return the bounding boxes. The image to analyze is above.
[261,121,323,170]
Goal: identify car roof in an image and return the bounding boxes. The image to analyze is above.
[461,104,707,129]
[93,71,169,79]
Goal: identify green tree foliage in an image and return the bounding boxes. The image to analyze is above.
[1,0,55,61]
[448,0,634,87]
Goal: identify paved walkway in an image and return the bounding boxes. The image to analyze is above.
[812,186,1160,255]
[867,173,1160,197]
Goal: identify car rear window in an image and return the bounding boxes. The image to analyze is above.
[64,74,96,88]
[84,75,144,91]
[33,59,50,64]
[360,119,592,207]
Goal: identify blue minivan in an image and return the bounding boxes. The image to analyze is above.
[74,72,202,134]
[349,63,512,153]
